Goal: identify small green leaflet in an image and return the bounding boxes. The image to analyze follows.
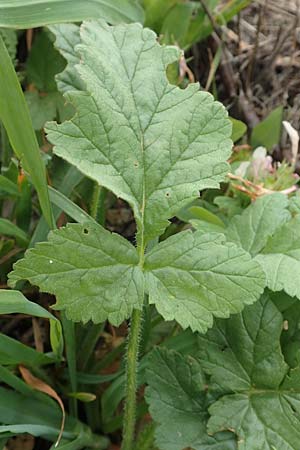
[145,347,236,450]
[46,20,232,245]
[144,231,265,332]
[250,106,283,151]
[9,223,144,325]
[225,194,300,299]
[230,117,247,143]
[198,293,300,450]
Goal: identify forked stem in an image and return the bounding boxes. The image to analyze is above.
[121,307,143,450]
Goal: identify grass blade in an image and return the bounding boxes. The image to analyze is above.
[0,218,29,246]
[30,165,83,246]
[61,314,78,417]
[0,365,33,396]
[0,0,144,28]
[0,333,56,366]
[0,174,20,197]
[48,186,96,225]
[0,387,109,448]
[0,35,54,228]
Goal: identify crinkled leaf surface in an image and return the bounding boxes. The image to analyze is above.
[198,293,300,450]
[144,231,265,332]
[9,223,143,325]
[46,20,232,244]
[256,216,300,298]
[145,347,236,450]
[48,24,84,93]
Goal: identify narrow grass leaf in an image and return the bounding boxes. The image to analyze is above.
[0,36,54,228]
[0,174,20,197]
[0,333,56,366]
[0,218,29,246]
[0,0,144,28]
[0,386,109,448]
[48,186,96,225]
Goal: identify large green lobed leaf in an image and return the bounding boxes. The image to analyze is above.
[198,293,300,450]
[145,292,300,449]
[145,347,236,450]
[9,21,265,332]
[46,20,232,245]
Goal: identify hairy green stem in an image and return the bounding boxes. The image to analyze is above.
[121,307,143,450]
[121,234,146,449]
